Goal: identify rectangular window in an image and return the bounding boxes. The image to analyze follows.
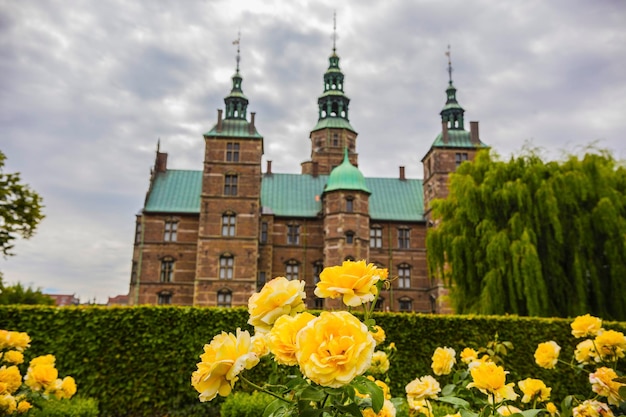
[164,221,178,242]
[219,256,234,280]
[313,262,323,284]
[399,299,412,312]
[260,222,268,243]
[160,260,174,282]
[130,261,138,284]
[314,298,324,309]
[346,199,354,213]
[257,272,266,291]
[398,228,410,249]
[226,143,240,162]
[224,175,238,195]
[286,263,299,281]
[221,213,236,236]
[370,227,382,248]
[134,222,142,244]
[455,152,469,167]
[217,291,232,307]
[398,266,411,289]
[287,225,300,245]
[158,293,172,305]
[346,232,354,244]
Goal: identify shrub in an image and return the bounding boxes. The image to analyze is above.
[220,391,274,417]
[27,397,99,417]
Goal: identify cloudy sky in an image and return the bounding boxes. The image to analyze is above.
[2,0,625,303]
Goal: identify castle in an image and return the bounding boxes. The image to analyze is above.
[127,38,488,312]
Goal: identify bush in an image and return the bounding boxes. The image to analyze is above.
[27,397,99,417]
[220,391,274,417]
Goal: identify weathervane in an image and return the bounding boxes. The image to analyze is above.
[233,30,241,72]
[332,11,338,52]
[445,44,453,84]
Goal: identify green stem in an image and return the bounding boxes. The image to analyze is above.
[239,375,293,404]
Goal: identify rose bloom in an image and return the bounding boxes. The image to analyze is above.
[460,347,478,364]
[24,364,58,391]
[572,400,614,417]
[314,260,387,307]
[1,351,23,366]
[0,394,17,414]
[467,361,518,402]
[406,398,433,416]
[431,347,456,375]
[250,333,270,358]
[268,312,316,366]
[574,339,597,365]
[369,351,390,375]
[546,402,559,416]
[405,375,441,401]
[518,378,551,403]
[370,325,386,345]
[29,354,55,368]
[191,328,260,402]
[594,330,626,361]
[1,331,30,352]
[0,366,21,395]
[589,367,624,406]
[362,399,396,417]
[534,341,560,369]
[443,414,462,417]
[17,400,32,413]
[248,277,306,333]
[295,311,375,388]
[497,405,523,416]
[571,314,603,338]
[54,376,77,399]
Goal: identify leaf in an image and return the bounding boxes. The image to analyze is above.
[263,398,289,417]
[519,410,544,417]
[352,376,384,413]
[299,385,326,402]
[441,383,456,397]
[437,396,470,408]
[460,408,480,417]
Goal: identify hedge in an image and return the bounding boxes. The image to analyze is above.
[0,306,623,417]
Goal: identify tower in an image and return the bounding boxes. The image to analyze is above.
[302,14,358,176]
[194,37,264,306]
[422,46,488,221]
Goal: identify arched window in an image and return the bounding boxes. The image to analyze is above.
[217,289,232,307]
[399,297,412,312]
[157,290,172,305]
[344,256,355,262]
[219,254,234,280]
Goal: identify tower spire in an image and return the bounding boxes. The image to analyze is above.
[440,44,465,130]
[234,30,241,73]
[224,33,248,120]
[332,11,337,53]
[446,44,453,85]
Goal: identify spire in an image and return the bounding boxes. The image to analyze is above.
[440,44,465,130]
[317,12,350,123]
[224,32,249,120]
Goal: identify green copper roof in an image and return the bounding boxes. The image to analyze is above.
[145,170,424,221]
[144,170,202,213]
[311,117,356,133]
[431,129,489,149]
[204,119,263,139]
[325,150,371,193]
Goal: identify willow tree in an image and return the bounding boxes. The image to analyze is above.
[427,149,626,320]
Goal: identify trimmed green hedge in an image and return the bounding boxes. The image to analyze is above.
[0,306,623,417]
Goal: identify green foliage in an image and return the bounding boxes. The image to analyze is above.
[27,397,99,417]
[0,150,45,257]
[220,391,274,417]
[0,307,623,417]
[427,148,626,320]
[0,276,54,305]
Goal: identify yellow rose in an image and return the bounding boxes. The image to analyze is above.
[295,311,375,388]
[362,399,396,417]
[17,399,32,413]
[191,328,260,402]
[369,350,390,375]
[518,378,551,403]
[546,402,559,416]
[29,354,55,368]
[24,363,58,391]
[54,376,77,399]
[405,375,440,401]
[370,325,386,345]
[467,361,518,402]
[4,331,30,352]
[534,341,560,369]
[497,405,523,416]
[572,400,614,417]
[0,394,17,414]
[314,260,386,307]
[268,312,316,366]
[0,366,22,395]
[431,347,456,375]
[406,398,433,416]
[574,339,597,364]
[1,351,23,365]
[250,333,270,358]
[248,277,306,333]
[571,314,603,338]
[443,414,462,417]
[460,347,478,364]
[594,330,626,361]
[589,367,624,406]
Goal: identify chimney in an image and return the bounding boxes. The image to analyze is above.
[155,151,168,173]
[399,166,406,181]
[312,161,319,178]
[217,109,223,133]
[441,121,449,144]
[249,112,256,135]
[470,121,480,144]
[266,160,272,175]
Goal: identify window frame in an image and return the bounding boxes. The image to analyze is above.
[219,254,234,280]
[398,264,411,289]
[287,224,300,245]
[399,298,412,312]
[221,212,236,237]
[285,260,299,281]
[260,221,268,243]
[398,228,410,249]
[157,292,172,305]
[217,289,232,307]
[370,226,382,248]
[224,174,238,196]
[455,152,469,167]
[164,220,178,242]
[226,142,240,162]
[160,258,174,283]
[346,197,354,213]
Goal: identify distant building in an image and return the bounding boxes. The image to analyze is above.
[47,294,80,306]
[107,295,129,306]
[127,40,487,312]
